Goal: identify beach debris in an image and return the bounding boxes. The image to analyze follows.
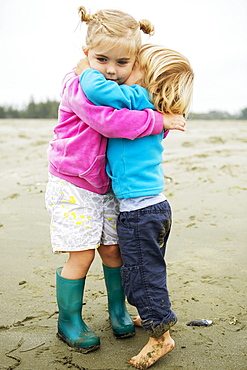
[4,192,20,200]
[229,317,238,325]
[186,319,212,327]
[19,280,27,285]
[165,175,173,182]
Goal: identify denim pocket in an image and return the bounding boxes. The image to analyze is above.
[121,265,147,308]
[117,212,133,228]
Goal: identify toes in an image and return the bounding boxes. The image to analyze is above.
[133,316,142,327]
[127,358,142,369]
[127,358,148,370]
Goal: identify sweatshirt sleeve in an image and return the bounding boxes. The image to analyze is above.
[80,69,155,110]
[62,73,163,139]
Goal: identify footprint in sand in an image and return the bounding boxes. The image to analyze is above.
[206,136,225,144]
[182,141,194,147]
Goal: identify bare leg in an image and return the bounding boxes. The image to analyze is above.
[128,330,175,370]
[98,244,122,267]
[61,250,95,279]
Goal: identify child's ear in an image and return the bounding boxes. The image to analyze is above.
[132,61,139,70]
[82,47,88,56]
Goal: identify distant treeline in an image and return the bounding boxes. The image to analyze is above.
[189,108,247,120]
[0,99,247,120]
[0,99,59,119]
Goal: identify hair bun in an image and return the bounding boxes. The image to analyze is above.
[139,19,155,36]
[78,6,92,23]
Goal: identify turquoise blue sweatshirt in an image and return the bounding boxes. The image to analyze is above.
[80,69,166,199]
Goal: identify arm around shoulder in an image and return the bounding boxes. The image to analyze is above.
[80,69,153,110]
[62,72,163,139]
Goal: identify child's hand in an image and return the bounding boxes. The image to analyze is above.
[74,58,90,75]
[163,114,186,132]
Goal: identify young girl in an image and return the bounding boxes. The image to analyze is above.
[76,45,194,368]
[45,7,185,353]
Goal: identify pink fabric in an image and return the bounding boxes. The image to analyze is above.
[48,71,164,194]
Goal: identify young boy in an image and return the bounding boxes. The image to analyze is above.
[75,44,194,369]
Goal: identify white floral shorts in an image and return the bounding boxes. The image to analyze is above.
[45,174,119,253]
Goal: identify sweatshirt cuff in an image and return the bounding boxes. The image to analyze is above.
[153,111,165,135]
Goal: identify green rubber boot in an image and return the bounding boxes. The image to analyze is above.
[56,267,100,352]
[103,264,135,338]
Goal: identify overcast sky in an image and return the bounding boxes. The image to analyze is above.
[0,0,246,113]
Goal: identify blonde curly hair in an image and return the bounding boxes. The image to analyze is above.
[138,44,194,117]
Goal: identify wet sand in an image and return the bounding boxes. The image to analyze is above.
[0,119,246,370]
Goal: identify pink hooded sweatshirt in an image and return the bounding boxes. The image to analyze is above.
[48,71,164,194]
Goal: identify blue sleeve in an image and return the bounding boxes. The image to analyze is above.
[79,69,155,111]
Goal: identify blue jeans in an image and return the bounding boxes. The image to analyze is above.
[117,200,177,338]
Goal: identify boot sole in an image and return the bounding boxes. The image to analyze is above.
[57,332,100,353]
[113,331,136,339]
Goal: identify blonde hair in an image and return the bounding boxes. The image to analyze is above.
[138,45,194,117]
[78,6,154,56]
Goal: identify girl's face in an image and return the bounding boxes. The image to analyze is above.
[87,42,136,85]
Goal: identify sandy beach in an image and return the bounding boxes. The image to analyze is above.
[0,118,246,370]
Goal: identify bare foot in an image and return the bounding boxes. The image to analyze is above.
[127,330,175,370]
[133,316,142,327]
